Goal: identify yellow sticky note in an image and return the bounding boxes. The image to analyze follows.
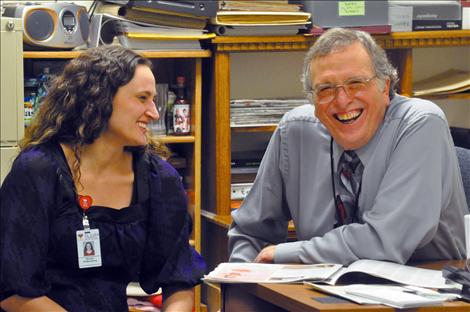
[339,1,365,16]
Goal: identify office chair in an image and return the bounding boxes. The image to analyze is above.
[456,146,470,212]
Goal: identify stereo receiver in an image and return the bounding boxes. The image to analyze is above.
[3,3,89,50]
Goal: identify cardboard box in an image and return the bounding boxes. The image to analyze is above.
[296,0,389,28]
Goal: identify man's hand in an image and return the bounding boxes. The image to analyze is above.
[254,245,276,263]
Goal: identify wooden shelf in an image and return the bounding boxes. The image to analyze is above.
[201,210,232,228]
[23,50,212,59]
[419,93,470,100]
[212,35,311,52]
[231,125,277,133]
[205,30,470,219]
[375,30,470,49]
[156,135,196,144]
[202,30,470,312]
[211,30,470,52]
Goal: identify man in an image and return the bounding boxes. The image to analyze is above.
[228,28,467,265]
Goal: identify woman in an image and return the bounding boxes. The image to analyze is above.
[84,242,95,256]
[0,45,205,312]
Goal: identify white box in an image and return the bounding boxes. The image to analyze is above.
[389,5,413,32]
[463,7,470,29]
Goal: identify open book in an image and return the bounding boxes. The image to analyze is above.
[204,259,458,289]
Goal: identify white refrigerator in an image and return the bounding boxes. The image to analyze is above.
[1,18,24,184]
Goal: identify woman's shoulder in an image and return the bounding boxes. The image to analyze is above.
[1,143,64,189]
[146,152,180,179]
[13,143,62,174]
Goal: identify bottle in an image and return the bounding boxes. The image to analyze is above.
[24,77,39,127]
[173,76,190,135]
[166,91,176,135]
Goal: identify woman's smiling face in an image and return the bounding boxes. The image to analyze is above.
[310,42,390,150]
[104,65,158,147]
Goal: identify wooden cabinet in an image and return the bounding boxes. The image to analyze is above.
[23,49,211,311]
[200,30,470,311]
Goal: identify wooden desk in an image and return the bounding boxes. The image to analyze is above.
[221,260,470,312]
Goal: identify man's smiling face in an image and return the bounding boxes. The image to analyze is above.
[310,42,390,150]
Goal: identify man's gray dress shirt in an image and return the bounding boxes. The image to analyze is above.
[228,94,467,265]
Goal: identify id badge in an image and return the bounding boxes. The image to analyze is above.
[76,228,102,268]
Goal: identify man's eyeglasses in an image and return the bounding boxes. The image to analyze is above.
[311,75,377,105]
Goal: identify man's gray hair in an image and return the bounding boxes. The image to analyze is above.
[302,28,398,103]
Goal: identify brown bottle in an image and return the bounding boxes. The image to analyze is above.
[173,76,190,135]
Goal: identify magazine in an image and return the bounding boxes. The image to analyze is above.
[204,259,458,289]
[325,259,457,289]
[203,262,342,283]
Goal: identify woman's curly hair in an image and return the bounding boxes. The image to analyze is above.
[20,45,169,184]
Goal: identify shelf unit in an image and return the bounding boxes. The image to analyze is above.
[23,49,211,312]
[200,30,470,311]
[203,30,470,223]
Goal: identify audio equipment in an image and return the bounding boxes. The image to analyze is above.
[3,3,89,50]
[231,183,253,200]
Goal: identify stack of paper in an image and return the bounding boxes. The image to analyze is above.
[97,3,209,29]
[93,3,215,50]
[219,0,303,12]
[213,11,310,25]
[230,98,309,127]
[413,69,470,96]
[116,20,214,50]
[211,1,311,36]
[91,12,214,50]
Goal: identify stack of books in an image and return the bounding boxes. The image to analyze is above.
[210,0,311,36]
[92,2,215,50]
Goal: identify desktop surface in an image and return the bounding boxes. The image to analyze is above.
[222,260,470,312]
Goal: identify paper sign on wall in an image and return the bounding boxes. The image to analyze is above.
[339,1,365,16]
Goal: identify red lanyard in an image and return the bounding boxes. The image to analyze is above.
[78,195,92,230]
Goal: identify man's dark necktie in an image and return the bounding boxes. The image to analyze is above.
[337,151,364,224]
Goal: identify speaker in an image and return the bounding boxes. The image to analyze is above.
[3,3,89,50]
